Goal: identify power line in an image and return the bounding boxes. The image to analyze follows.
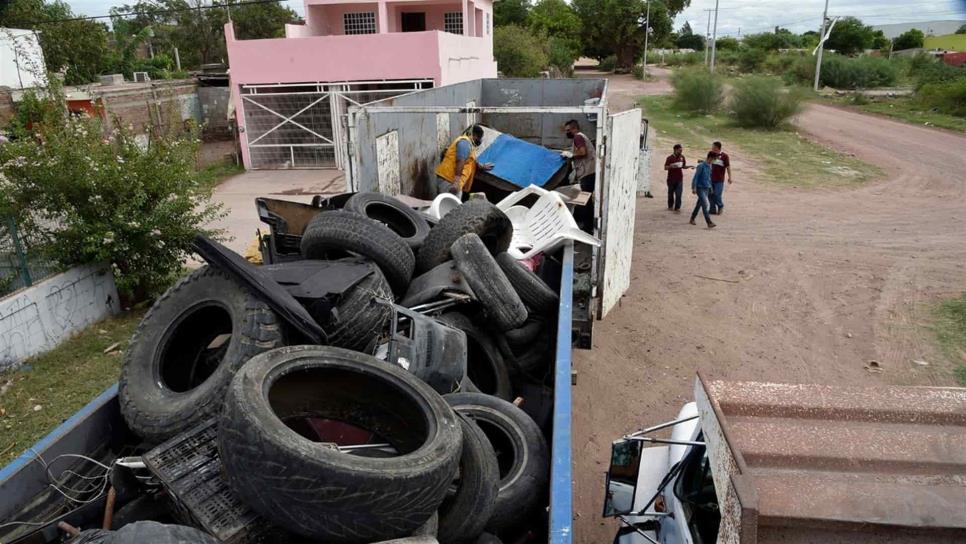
[16,0,299,26]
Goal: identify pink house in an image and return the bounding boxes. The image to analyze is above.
[225,0,498,169]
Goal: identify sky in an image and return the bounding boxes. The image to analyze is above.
[64,0,966,34]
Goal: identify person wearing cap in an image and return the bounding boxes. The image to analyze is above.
[436,124,494,197]
[708,141,732,215]
[663,144,693,212]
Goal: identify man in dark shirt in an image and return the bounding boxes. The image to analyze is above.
[663,144,693,212]
[709,141,732,215]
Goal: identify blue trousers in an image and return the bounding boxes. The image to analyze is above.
[710,181,725,213]
[691,188,712,225]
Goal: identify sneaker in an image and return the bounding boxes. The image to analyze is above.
[689,219,696,225]
[707,222,717,228]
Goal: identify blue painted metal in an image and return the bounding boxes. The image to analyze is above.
[0,383,118,483]
[477,134,566,188]
[549,242,575,544]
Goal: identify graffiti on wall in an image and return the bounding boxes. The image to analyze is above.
[0,265,120,371]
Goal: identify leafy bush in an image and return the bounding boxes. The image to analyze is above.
[728,77,804,129]
[659,51,704,66]
[597,55,618,72]
[0,90,224,301]
[911,58,966,90]
[715,37,740,51]
[671,70,723,114]
[494,25,549,77]
[783,55,816,86]
[737,47,767,73]
[547,37,580,76]
[919,78,966,116]
[819,55,898,89]
[763,52,799,75]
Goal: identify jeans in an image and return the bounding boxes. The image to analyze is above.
[667,180,683,210]
[691,188,712,225]
[709,181,725,213]
[575,173,596,234]
[435,176,462,198]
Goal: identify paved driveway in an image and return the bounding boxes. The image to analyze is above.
[210,169,346,253]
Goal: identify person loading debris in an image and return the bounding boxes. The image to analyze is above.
[561,119,596,233]
[435,125,494,197]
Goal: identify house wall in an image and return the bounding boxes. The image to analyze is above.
[95,81,200,138]
[0,265,120,371]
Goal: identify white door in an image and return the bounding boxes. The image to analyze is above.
[598,109,642,318]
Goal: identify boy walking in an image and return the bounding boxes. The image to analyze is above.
[690,152,717,229]
[709,141,732,215]
[663,144,692,212]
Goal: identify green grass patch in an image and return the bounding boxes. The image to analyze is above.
[640,95,881,188]
[0,309,146,466]
[197,161,244,193]
[924,34,966,51]
[933,293,966,385]
[822,96,966,133]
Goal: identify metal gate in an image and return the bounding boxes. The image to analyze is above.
[598,108,643,318]
[242,80,432,170]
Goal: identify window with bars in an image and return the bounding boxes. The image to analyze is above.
[344,12,377,35]
[444,12,463,34]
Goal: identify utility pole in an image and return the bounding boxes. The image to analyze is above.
[813,0,830,91]
[642,0,651,76]
[704,9,713,65]
[709,0,720,73]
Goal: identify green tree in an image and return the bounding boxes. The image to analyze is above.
[494,24,548,77]
[743,28,801,51]
[0,0,110,84]
[229,0,299,40]
[871,30,889,50]
[675,21,704,50]
[893,28,924,50]
[825,16,875,56]
[494,0,530,27]
[527,0,579,38]
[957,24,966,35]
[573,0,685,70]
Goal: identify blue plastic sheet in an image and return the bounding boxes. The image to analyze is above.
[477,134,566,188]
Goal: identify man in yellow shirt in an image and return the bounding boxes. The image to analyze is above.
[435,125,494,196]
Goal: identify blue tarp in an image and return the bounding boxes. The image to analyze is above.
[477,134,566,188]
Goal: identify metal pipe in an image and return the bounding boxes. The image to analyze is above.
[624,414,699,438]
[628,437,706,447]
[102,486,117,529]
[617,516,659,544]
[704,9,713,65]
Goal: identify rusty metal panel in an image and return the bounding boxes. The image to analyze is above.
[376,130,400,195]
[598,109,641,318]
[696,376,966,544]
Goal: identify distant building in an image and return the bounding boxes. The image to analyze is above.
[224,0,498,170]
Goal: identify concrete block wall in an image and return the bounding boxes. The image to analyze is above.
[0,265,120,371]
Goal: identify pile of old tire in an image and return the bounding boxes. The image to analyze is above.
[217,345,470,543]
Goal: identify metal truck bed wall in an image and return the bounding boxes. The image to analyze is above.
[0,246,578,544]
[346,78,606,197]
[694,374,966,544]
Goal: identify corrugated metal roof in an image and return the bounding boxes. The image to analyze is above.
[695,375,966,544]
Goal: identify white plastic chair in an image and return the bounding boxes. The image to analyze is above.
[496,185,600,260]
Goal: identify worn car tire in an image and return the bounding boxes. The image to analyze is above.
[345,192,431,250]
[107,521,221,544]
[301,210,415,297]
[451,234,527,331]
[495,253,559,315]
[504,316,546,348]
[415,200,512,274]
[219,346,462,543]
[512,333,552,377]
[439,313,512,401]
[438,416,500,544]
[322,264,393,352]
[119,267,285,443]
[444,393,549,535]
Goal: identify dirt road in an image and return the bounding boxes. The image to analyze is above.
[573,76,966,542]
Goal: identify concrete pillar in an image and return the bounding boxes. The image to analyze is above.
[378,1,389,33]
